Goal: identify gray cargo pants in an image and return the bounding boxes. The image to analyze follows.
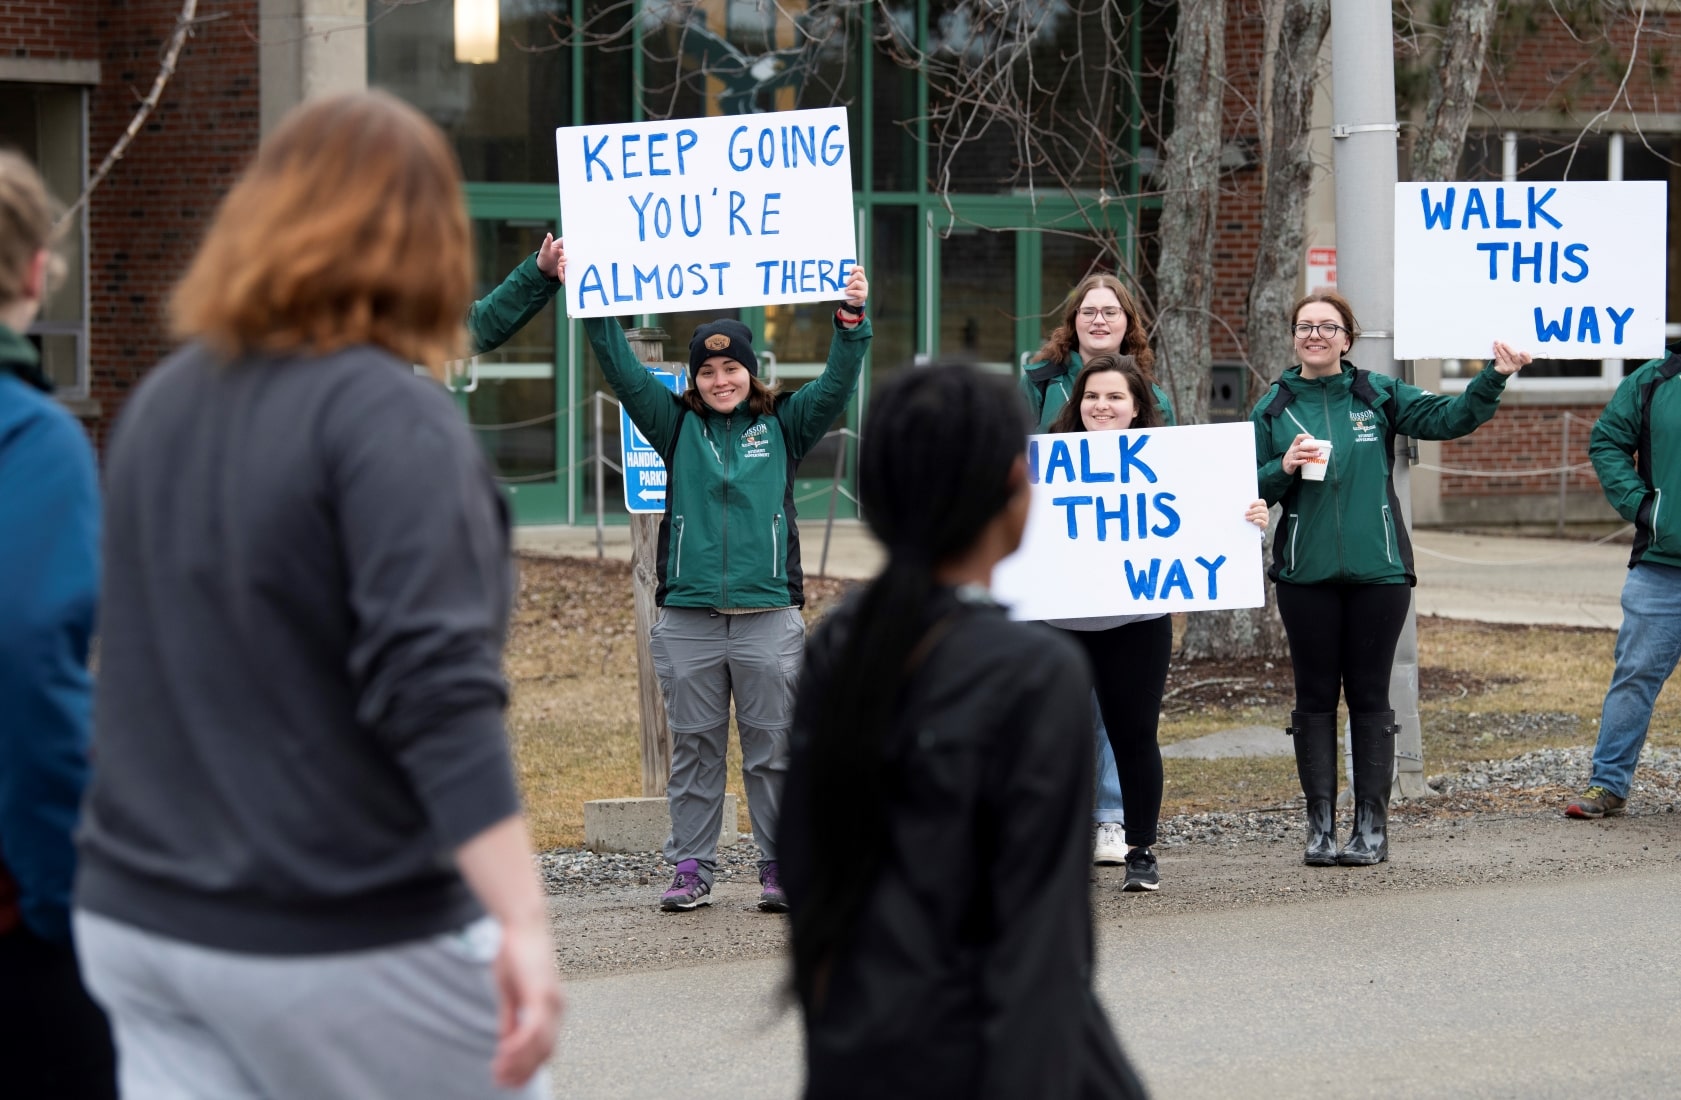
[648,606,805,885]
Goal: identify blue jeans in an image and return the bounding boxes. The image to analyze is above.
[1590,562,1681,798]
[1094,693,1124,825]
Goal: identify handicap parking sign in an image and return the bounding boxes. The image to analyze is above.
[622,367,684,513]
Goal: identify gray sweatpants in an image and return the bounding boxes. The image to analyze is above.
[73,911,547,1100]
[648,606,805,884]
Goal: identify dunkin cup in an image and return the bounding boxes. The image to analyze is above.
[1300,439,1332,481]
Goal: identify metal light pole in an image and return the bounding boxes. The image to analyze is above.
[1330,0,1428,798]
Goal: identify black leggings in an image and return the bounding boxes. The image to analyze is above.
[1067,615,1172,849]
[1274,582,1412,714]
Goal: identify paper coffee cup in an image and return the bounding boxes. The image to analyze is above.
[1300,440,1332,481]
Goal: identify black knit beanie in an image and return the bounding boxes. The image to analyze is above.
[688,319,759,378]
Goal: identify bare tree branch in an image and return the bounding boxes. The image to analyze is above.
[57,0,202,233]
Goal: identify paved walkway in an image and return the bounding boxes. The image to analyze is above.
[549,865,1681,1098]
[517,521,1631,629]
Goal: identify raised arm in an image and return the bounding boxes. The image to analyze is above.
[782,265,872,457]
[1390,341,1530,441]
[466,234,562,355]
[553,240,685,453]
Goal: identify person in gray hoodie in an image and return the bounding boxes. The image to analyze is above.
[73,92,561,1100]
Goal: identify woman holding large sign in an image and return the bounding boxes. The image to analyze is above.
[1045,356,1268,892]
[1020,274,1175,869]
[558,241,870,914]
[1253,291,1530,867]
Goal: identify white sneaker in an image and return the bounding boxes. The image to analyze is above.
[1093,822,1127,865]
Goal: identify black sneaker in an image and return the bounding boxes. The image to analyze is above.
[1122,847,1160,892]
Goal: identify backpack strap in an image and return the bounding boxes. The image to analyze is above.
[1024,359,1064,402]
[1260,382,1294,419]
[1635,351,1681,485]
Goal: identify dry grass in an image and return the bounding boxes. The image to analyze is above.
[508,555,1680,847]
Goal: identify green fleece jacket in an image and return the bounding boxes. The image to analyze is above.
[584,315,871,608]
[1018,352,1177,430]
[468,254,560,354]
[1252,362,1510,586]
[1590,352,1681,570]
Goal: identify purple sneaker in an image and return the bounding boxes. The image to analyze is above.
[758,861,788,913]
[660,859,711,911]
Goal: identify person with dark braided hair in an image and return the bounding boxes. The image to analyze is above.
[781,364,1144,1100]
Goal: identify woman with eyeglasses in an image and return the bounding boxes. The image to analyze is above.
[1253,290,1530,868]
[1019,274,1173,873]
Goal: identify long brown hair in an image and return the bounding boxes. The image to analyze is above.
[1047,354,1162,433]
[170,91,472,377]
[1032,273,1156,379]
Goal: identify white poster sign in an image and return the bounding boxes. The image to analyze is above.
[992,422,1266,621]
[1394,181,1668,360]
[556,108,858,318]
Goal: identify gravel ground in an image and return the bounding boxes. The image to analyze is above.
[542,745,1681,979]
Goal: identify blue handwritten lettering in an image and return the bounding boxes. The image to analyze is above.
[1607,306,1634,344]
[1195,555,1227,599]
[1046,439,1077,484]
[1116,434,1158,484]
[1094,496,1128,541]
[1421,186,1455,230]
[1125,559,1160,600]
[1535,307,1573,343]
[1160,559,1194,599]
[647,132,670,176]
[1527,186,1562,229]
[1052,495,1092,539]
[1150,492,1180,537]
[1079,438,1115,483]
[583,134,612,182]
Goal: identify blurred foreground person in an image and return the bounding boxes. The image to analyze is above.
[0,150,117,1098]
[782,365,1146,1099]
[72,92,560,1099]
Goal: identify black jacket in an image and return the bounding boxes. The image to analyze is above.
[783,586,1145,1100]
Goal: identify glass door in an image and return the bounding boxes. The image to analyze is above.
[453,216,566,523]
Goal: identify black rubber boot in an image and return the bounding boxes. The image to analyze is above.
[1339,711,1397,866]
[1287,711,1339,867]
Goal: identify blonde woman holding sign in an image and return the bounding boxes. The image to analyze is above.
[1044,356,1268,892]
[558,241,870,914]
[1253,290,1530,868]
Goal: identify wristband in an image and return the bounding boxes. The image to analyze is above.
[838,302,866,318]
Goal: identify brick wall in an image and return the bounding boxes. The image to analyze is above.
[0,0,97,56]
[5,0,260,452]
[1437,402,1604,499]
[83,0,261,451]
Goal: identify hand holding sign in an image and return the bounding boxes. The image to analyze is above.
[1490,340,1533,375]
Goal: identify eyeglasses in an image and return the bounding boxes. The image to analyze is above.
[1078,307,1123,321]
[1292,322,1348,339]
